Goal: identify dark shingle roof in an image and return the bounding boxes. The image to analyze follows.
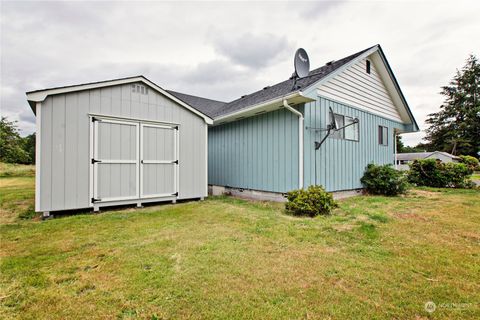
[168,46,375,119]
[213,46,375,118]
[166,90,226,118]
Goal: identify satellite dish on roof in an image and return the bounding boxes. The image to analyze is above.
[294,48,310,78]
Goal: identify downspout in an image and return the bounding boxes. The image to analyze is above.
[283,99,304,189]
[394,130,397,169]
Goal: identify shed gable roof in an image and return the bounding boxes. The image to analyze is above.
[26,76,213,124]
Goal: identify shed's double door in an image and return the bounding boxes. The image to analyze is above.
[91,117,178,204]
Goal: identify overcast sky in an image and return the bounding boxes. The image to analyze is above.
[1,0,479,145]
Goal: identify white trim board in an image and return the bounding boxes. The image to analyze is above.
[35,102,42,211]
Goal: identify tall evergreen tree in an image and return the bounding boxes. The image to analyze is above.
[424,54,480,157]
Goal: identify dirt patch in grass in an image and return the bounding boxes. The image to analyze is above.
[0,177,37,224]
[395,212,430,221]
[408,189,440,198]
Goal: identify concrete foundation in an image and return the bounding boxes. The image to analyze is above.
[208,185,363,202]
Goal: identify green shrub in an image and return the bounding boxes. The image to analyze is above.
[408,159,473,188]
[360,164,409,196]
[458,155,480,171]
[285,185,338,217]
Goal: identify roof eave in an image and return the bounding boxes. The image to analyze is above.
[376,45,420,132]
[213,91,315,125]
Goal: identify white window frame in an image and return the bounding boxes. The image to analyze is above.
[379,125,388,146]
[330,113,359,142]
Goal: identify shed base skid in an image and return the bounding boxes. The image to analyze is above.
[93,196,177,211]
[208,185,363,202]
[38,196,187,216]
[42,212,52,220]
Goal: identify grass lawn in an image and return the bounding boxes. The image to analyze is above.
[1,167,479,319]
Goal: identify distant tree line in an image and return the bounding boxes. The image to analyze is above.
[398,54,480,158]
[0,117,35,164]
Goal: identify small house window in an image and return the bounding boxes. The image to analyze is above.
[330,112,359,141]
[378,126,388,145]
[366,60,371,74]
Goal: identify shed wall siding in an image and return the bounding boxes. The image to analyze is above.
[316,57,403,122]
[39,83,207,212]
[208,108,299,193]
[304,96,408,191]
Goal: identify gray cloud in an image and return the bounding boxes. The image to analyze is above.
[295,1,347,18]
[1,0,479,146]
[209,32,293,69]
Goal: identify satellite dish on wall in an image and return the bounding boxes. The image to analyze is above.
[294,48,310,78]
[329,107,338,130]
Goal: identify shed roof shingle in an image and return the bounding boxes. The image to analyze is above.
[165,90,226,118]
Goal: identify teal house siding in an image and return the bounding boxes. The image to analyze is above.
[205,46,418,195]
[208,96,409,194]
[208,108,299,193]
[304,96,408,191]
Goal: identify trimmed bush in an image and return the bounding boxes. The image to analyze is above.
[360,164,408,196]
[408,159,473,188]
[285,185,338,217]
[458,155,480,172]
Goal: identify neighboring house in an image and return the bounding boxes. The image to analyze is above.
[28,44,419,214]
[396,151,460,170]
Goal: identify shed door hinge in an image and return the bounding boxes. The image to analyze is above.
[174,126,179,130]
[172,160,178,164]
[91,159,102,164]
[172,192,178,197]
[91,197,101,203]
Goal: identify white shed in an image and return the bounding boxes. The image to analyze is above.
[27,76,212,215]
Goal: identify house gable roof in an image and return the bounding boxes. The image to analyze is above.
[397,151,460,161]
[213,46,374,118]
[169,44,418,131]
[26,75,213,124]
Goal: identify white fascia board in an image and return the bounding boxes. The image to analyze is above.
[26,76,213,125]
[213,92,315,125]
[141,78,213,125]
[26,77,146,102]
